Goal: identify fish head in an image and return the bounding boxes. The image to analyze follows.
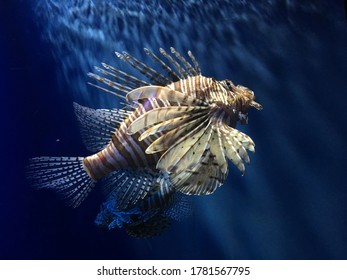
[220,79,262,125]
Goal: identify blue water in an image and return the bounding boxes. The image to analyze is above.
[1,0,347,259]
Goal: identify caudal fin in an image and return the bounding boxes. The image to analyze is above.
[27,157,95,208]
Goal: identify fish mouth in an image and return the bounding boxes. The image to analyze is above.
[251,100,263,110]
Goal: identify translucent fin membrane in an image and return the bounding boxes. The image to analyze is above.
[171,148,227,195]
[26,157,94,208]
[100,168,158,211]
[140,171,173,212]
[73,102,130,152]
[163,192,193,221]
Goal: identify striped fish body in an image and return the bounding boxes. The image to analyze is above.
[83,75,252,181]
[82,99,163,180]
[167,75,229,104]
[83,76,217,179]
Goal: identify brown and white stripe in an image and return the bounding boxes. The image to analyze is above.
[82,97,168,180]
[167,75,231,105]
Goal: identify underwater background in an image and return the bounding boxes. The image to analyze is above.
[1,0,347,259]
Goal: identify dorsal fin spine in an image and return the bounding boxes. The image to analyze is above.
[159,48,188,79]
[120,51,171,85]
[170,47,198,76]
[144,48,181,81]
[188,50,201,74]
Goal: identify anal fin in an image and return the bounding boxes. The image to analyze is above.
[100,168,159,211]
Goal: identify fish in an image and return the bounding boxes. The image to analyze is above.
[27,47,262,237]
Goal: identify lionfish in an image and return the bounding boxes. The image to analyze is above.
[27,47,262,238]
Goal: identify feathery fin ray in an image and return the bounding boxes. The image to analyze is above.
[144,48,181,82]
[26,157,95,208]
[73,102,130,152]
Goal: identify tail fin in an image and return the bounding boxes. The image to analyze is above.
[27,156,95,208]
